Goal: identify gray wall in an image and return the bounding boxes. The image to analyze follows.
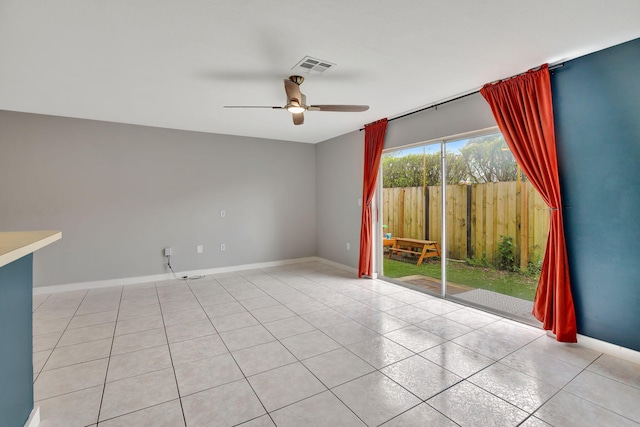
[315,93,496,269]
[0,111,316,286]
[384,93,497,150]
[315,130,363,268]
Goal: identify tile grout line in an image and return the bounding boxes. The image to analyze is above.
[310,273,550,424]
[450,333,558,419]
[551,353,640,425]
[156,278,192,427]
[232,266,379,422]
[580,353,640,390]
[292,267,424,425]
[190,273,279,426]
[95,285,125,425]
[94,282,185,424]
[433,329,589,424]
[236,267,430,425]
[32,289,91,388]
[253,266,630,425]
[35,263,637,427]
[32,292,52,312]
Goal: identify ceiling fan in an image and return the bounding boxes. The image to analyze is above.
[223,75,369,125]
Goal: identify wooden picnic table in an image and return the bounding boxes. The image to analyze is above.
[388,237,441,266]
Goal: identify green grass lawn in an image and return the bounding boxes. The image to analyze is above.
[383,258,538,301]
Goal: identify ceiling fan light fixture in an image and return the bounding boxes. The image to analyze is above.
[286,102,305,114]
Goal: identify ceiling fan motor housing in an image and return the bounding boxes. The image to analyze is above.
[289,75,305,85]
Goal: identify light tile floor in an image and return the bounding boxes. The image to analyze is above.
[32,262,640,427]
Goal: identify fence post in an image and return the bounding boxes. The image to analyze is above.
[398,188,405,238]
[520,181,530,270]
[466,185,472,260]
[424,186,429,240]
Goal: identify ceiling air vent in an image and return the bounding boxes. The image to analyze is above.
[291,56,336,75]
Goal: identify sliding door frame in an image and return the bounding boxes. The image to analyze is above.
[375,126,499,298]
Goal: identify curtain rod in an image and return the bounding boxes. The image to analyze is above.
[359,63,564,131]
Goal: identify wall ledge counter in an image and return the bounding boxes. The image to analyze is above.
[0,229,60,427]
[0,230,61,268]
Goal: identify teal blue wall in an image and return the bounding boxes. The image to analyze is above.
[0,254,34,427]
[552,38,640,351]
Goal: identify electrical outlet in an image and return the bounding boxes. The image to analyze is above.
[197,245,203,254]
[220,210,225,218]
[164,247,172,257]
[346,242,350,250]
[220,243,226,251]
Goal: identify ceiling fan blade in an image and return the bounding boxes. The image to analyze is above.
[284,79,302,103]
[292,112,304,125]
[223,106,284,109]
[308,105,369,112]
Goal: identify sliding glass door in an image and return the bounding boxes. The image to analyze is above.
[379,130,546,321]
[380,142,443,295]
[444,133,546,320]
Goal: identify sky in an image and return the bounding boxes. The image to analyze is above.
[385,138,470,157]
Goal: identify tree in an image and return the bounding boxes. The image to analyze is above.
[382,134,520,188]
[446,153,472,184]
[382,154,427,188]
[382,152,469,188]
[459,135,518,183]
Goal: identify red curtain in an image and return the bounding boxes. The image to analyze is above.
[480,64,577,342]
[358,119,388,278]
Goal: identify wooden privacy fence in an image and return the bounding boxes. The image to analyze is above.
[382,182,549,268]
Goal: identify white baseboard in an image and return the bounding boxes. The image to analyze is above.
[24,406,39,427]
[33,272,174,295]
[543,330,640,364]
[174,256,324,280]
[33,256,321,295]
[576,333,640,364]
[314,258,358,274]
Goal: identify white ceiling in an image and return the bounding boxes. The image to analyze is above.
[1,1,639,144]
